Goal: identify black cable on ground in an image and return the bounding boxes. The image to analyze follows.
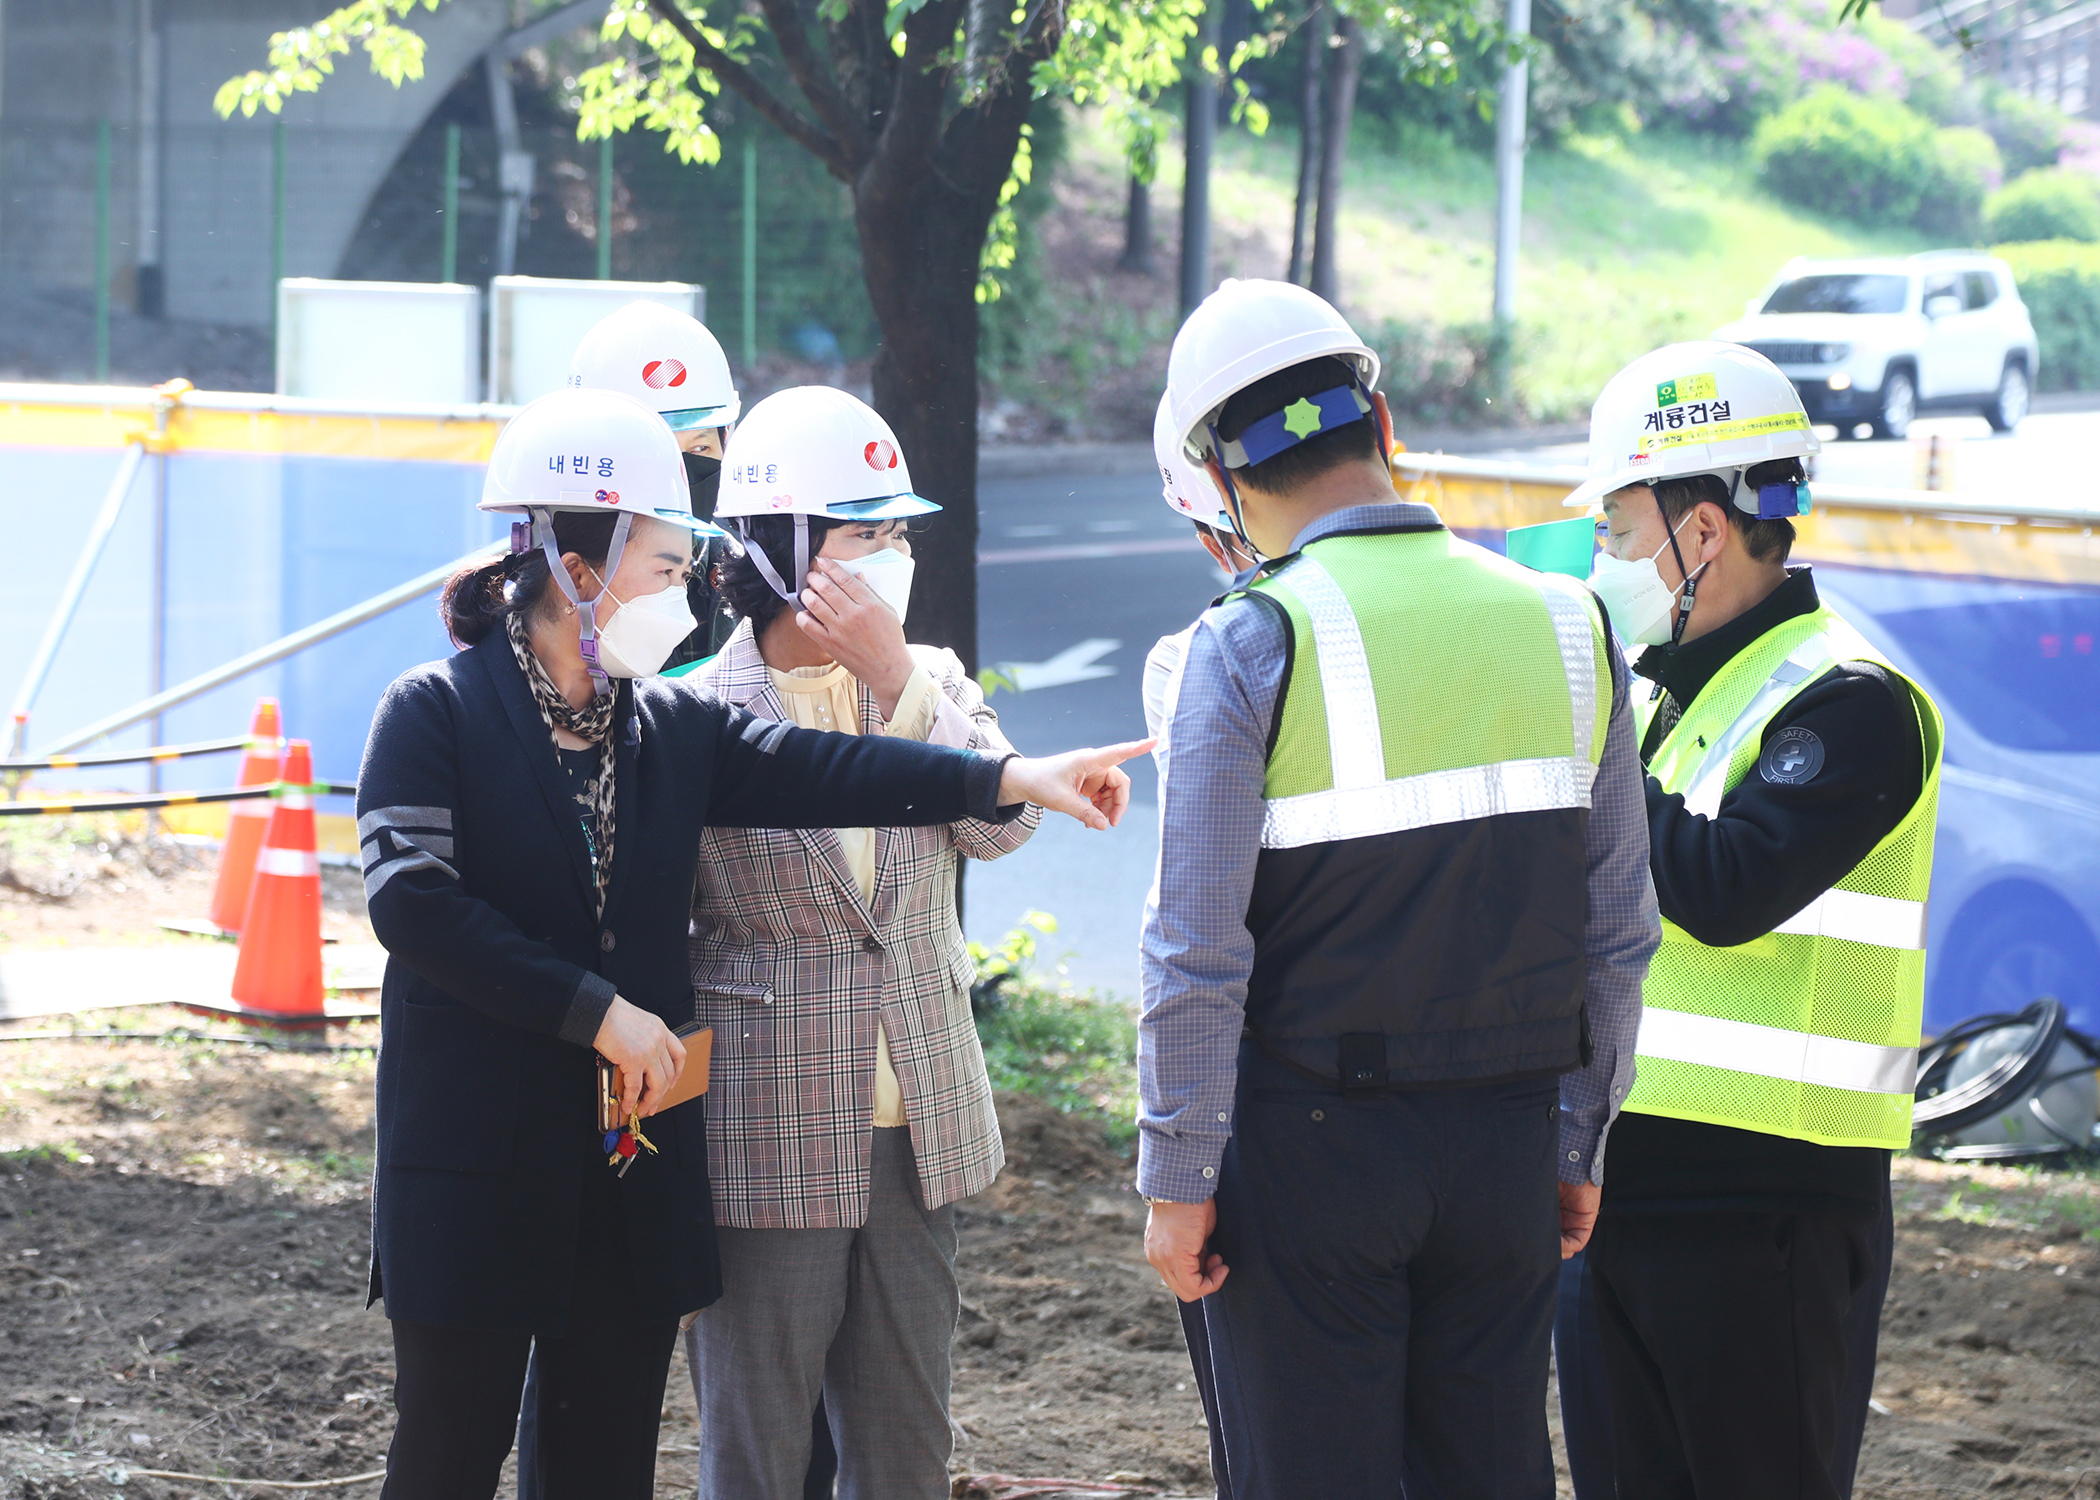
[1913,996,2100,1160]
[0,1028,375,1053]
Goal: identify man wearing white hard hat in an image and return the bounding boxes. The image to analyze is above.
[1557,342,1942,1500]
[1134,280,1658,1498]
[354,386,1147,1500]
[681,386,1042,1500]
[569,299,743,665]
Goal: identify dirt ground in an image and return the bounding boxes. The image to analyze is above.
[5,826,2100,1498]
[0,1014,2098,1500]
[0,817,374,953]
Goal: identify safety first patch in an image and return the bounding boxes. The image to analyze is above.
[1635,409,1810,456]
[1655,373,1719,406]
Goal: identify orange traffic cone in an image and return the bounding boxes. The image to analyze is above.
[228,740,325,1025]
[207,699,284,935]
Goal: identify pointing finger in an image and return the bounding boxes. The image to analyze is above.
[1093,739,1156,769]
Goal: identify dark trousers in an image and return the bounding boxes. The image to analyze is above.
[1554,1250,1616,1498]
[382,1312,677,1500]
[1555,1182,1892,1500]
[522,1380,838,1500]
[1187,1049,1564,1500]
[1178,1299,1232,1500]
[383,1171,678,1500]
[1581,1205,1879,1500]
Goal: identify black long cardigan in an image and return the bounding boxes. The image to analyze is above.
[355,632,1014,1332]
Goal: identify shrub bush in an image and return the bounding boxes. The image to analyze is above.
[1363,319,1517,429]
[1983,85,2070,177]
[1916,127,2004,242]
[1752,86,1935,225]
[1986,168,2100,245]
[1994,240,2100,391]
[971,913,1138,1145]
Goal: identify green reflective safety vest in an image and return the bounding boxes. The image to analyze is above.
[1625,603,1945,1150]
[1235,527,1615,1086]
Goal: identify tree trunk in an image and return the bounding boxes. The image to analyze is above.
[1288,0,1327,286]
[638,0,1040,671]
[1308,12,1360,307]
[854,203,990,672]
[1180,0,1223,317]
[1119,173,1154,274]
[850,60,1035,672]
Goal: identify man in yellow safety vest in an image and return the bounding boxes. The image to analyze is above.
[1557,341,1943,1500]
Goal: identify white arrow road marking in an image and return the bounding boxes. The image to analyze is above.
[999,638,1121,691]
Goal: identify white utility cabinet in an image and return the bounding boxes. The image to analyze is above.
[487,277,705,406]
[275,280,482,406]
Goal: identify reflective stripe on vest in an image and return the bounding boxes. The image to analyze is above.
[1626,602,1944,1150]
[1259,554,1605,850]
[1677,637,1836,819]
[1636,1006,1919,1097]
[1773,886,1926,950]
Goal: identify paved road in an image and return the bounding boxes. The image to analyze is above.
[1809,408,2097,499]
[962,461,1217,997]
[961,405,2100,997]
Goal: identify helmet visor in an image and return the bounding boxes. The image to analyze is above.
[648,507,728,538]
[827,494,943,519]
[663,404,734,433]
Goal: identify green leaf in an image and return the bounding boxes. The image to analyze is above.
[212,0,440,118]
[886,0,933,40]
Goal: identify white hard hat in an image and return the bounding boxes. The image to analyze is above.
[1152,390,1232,530]
[479,386,722,537]
[1564,340,1820,514]
[1165,279,1380,465]
[715,386,942,521]
[568,300,740,432]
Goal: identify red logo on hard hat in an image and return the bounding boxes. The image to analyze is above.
[770,494,794,510]
[642,359,688,390]
[864,440,897,471]
[595,489,620,504]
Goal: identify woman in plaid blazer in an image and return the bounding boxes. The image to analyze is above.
[682,458,1043,1498]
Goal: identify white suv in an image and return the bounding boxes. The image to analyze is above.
[1714,253,2040,440]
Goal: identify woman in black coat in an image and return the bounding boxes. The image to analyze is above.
[355,393,1139,1500]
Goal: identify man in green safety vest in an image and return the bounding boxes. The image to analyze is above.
[1555,341,1944,1500]
[1137,280,1661,1499]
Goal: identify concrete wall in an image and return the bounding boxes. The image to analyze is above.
[0,0,513,327]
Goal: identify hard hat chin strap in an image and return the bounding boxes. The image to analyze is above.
[1653,493,1711,651]
[734,514,810,612]
[532,508,631,697]
[1204,421,1259,555]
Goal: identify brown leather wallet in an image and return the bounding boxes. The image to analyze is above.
[597,1022,713,1132]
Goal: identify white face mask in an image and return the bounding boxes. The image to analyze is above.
[828,546,915,625]
[589,572,697,678]
[1588,511,1700,647]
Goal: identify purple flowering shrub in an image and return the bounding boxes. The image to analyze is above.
[1678,0,1966,137]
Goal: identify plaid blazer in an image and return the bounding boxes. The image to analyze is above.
[688,621,1041,1228]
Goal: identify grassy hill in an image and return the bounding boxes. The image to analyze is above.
[996,114,1940,436]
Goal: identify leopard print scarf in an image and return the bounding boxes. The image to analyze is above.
[507,610,617,918]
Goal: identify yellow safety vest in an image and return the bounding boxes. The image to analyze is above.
[1625,604,1944,1150]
